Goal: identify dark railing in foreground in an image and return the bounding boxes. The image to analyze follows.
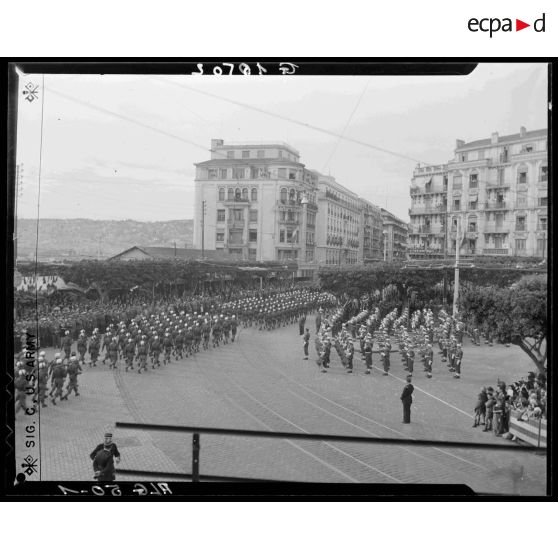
[115,422,545,483]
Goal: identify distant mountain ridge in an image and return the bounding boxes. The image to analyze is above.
[16,218,194,261]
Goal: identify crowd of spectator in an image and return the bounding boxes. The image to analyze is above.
[473,370,547,438]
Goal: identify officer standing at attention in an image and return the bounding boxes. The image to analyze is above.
[400,375,414,424]
[303,328,310,360]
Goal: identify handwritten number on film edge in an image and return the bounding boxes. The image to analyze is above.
[191,63,296,75]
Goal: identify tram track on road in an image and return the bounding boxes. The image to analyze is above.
[233,333,502,488]
[188,345,402,483]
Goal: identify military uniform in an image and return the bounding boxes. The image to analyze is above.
[400,379,414,423]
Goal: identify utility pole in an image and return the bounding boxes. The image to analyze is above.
[201,200,206,259]
[453,216,460,317]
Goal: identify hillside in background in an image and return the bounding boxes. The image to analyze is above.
[16,219,194,261]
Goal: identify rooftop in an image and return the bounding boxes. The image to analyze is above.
[456,128,547,151]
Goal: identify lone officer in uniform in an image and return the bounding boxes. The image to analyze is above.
[400,375,414,424]
[303,328,310,360]
[424,344,433,379]
[90,431,121,481]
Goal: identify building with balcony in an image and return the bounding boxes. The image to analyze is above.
[314,174,363,266]
[193,139,319,277]
[381,208,408,261]
[408,163,448,259]
[359,198,384,262]
[446,127,548,257]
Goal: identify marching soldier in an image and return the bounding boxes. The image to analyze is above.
[14,368,28,415]
[345,341,354,373]
[162,332,173,364]
[407,345,415,375]
[50,358,67,405]
[37,362,49,408]
[230,315,238,342]
[108,337,119,370]
[424,344,433,378]
[125,337,136,371]
[380,342,390,376]
[364,340,373,374]
[61,330,73,361]
[63,355,82,398]
[137,340,148,373]
[89,334,100,367]
[77,330,88,364]
[151,335,161,368]
[303,328,310,360]
[454,343,463,379]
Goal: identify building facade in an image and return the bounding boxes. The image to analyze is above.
[381,208,408,261]
[408,164,448,259]
[193,140,319,277]
[446,127,548,257]
[314,174,363,266]
[359,198,384,262]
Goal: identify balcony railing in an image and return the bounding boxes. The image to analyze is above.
[409,205,446,215]
[486,201,507,210]
[483,224,508,234]
[487,183,510,189]
[483,248,510,255]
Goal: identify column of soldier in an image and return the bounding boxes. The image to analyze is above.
[313,304,465,378]
[14,288,337,417]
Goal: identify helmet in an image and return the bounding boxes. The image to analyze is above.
[70,356,77,361]
[54,352,61,358]
[39,351,46,357]
[56,358,62,364]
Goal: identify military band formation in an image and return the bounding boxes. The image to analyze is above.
[312,304,465,380]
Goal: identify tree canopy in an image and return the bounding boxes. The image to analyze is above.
[460,275,547,373]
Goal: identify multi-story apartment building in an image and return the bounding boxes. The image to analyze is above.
[359,198,384,262]
[193,139,319,277]
[381,208,408,261]
[408,164,448,259]
[446,127,548,257]
[314,174,362,266]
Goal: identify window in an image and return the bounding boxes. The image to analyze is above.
[289,169,297,180]
[453,174,462,187]
[460,153,467,162]
[278,168,287,179]
[249,209,258,222]
[233,168,246,180]
[518,169,528,184]
[286,230,294,242]
[249,230,257,242]
[496,214,504,228]
[522,145,533,153]
[229,231,243,244]
[468,200,477,210]
[233,208,244,221]
[538,197,548,207]
[279,229,285,243]
[278,150,283,159]
[453,199,460,210]
[234,188,241,200]
[242,150,250,159]
[498,168,505,186]
[537,238,546,256]
[217,210,225,222]
[229,248,243,256]
[280,188,287,203]
[216,232,225,242]
[248,248,257,260]
[538,216,547,230]
[208,168,217,179]
[227,188,234,201]
[289,189,295,202]
[540,166,548,182]
[469,173,478,187]
[516,216,526,232]
[219,168,228,179]
[517,195,527,207]
[257,150,265,159]
[251,188,258,201]
[218,188,225,201]
[495,236,503,249]
[227,151,234,159]
[242,188,248,200]
[468,220,477,233]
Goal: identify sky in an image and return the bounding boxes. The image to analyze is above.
[15,63,548,223]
